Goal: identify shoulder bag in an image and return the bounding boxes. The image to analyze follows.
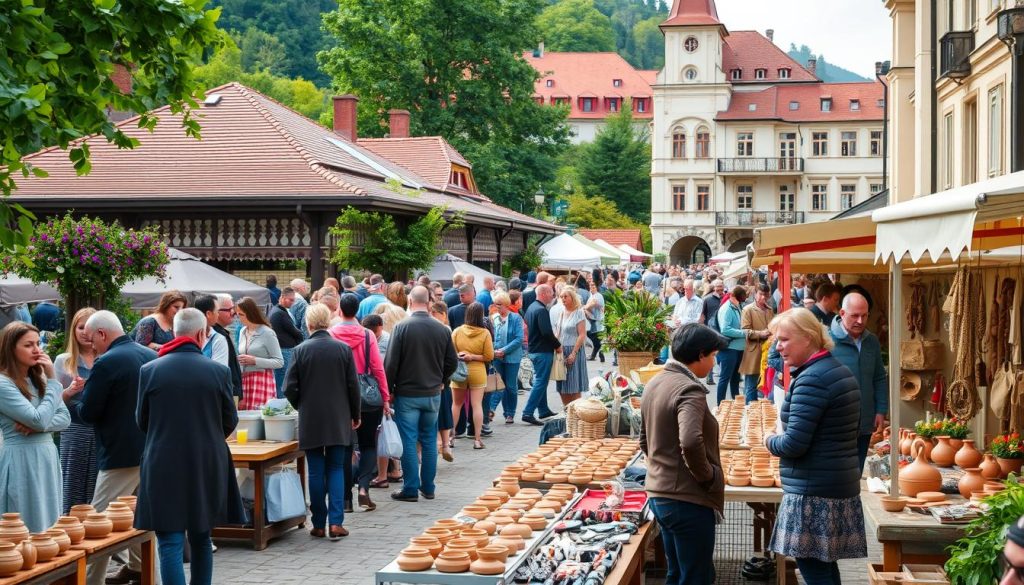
[358,330,384,410]
[550,310,567,382]
[451,328,470,383]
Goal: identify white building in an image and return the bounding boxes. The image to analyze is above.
[650,0,887,265]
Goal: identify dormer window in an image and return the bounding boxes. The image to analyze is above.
[850,99,860,111]
[607,97,620,112]
[778,68,790,79]
[613,79,622,87]
[635,98,648,113]
[755,68,767,79]
[545,79,554,87]
[581,97,595,112]
[821,98,832,112]
[789,101,799,110]
[730,68,742,80]
[748,104,757,112]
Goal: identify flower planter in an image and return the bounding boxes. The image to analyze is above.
[996,456,1023,478]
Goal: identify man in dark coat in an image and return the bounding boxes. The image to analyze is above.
[284,303,361,539]
[269,287,304,395]
[134,308,245,584]
[522,284,560,425]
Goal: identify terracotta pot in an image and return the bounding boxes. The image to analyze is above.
[396,546,434,572]
[484,488,510,503]
[409,536,442,558]
[519,514,547,531]
[959,468,986,498]
[880,496,908,512]
[727,474,750,487]
[491,535,523,555]
[29,534,58,562]
[460,505,490,520]
[0,514,28,545]
[53,517,85,545]
[900,431,917,456]
[459,528,490,548]
[949,438,964,451]
[432,519,463,533]
[17,540,35,570]
[0,542,22,576]
[954,439,984,469]
[930,436,957,467]
[69,505,95,523]
[106,503,133,532]
[116,496,137,513]
[474,520,497,535]
[423,528,454,545]
[435,550,471,573]
[568,472,592,486]
[497,479,520,496]
[499,523,532,538]
[474,496,502,512]
[997,457,1024,478]
[470,545,510,575]
[46,529,71,556]
[985,481,1007,494]
[898,439,942,497]
[487,515,514,528]
[981,454,1002,479]
[491,509,522,519]
[520,470,545,482]
[445,538,478,561]
[751,476,774,487]
[544,472,569,484]
[83,513,112,539]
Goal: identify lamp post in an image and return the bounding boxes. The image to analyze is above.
[533,187,545,219]
[875,60,891,196]
[997,6,1024,173]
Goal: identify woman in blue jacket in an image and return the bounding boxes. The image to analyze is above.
[488,292,525,425]
[763,308,865,585]
[715,286,748,404]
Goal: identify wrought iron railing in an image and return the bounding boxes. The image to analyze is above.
[715,211,806,226]
[940,31,974,79]
[717,158,805,173]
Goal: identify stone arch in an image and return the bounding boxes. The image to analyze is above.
[665,226,717,266]
[727,236,753,253]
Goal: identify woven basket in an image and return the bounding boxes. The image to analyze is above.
[566,400,608,440]
[576,398,608,423]
[633,364,665,385]
[617,352,656,380]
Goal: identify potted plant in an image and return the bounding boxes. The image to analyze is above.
[946,478,1024,585]
[912,419,940,459]
[602,289,671,378]
[990,433,1024,478]
[941,416,970,450]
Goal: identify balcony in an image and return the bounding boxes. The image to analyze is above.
[716,211,806,226]
[940,31,974,79]
[717,158,805,174]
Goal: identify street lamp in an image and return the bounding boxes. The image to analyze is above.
[533,187,545,219]
[875,60,891,196]
[997,7,1024,172]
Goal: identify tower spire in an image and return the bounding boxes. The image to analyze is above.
[662,0,721,27]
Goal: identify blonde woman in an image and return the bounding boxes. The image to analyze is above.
[375,303,407,334]
[56,308,98,513]
[450,302,493,450]
[549,287,587,405]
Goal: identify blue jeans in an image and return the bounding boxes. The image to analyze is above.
[795,557,841,585]
[156,530,212,585]
[715,349,742,404]
[744,374,761,403]
[523,352,553,418]
[487,361,521,418]
[305,445,349,529]
[650,498,715,585]
[274,347,293,397]
[394,394,440,496]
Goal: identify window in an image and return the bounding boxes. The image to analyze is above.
[778,68,790,79]
[789,101,799,111]
[581,98,594,112]
[841,131,857,156]
[684,67,698,81]
[965,99,978,183]
[821,98,832,112]
[736,132,753,157]
[731,68,742,80]
[635,98,648,113]
[613,79,622,88]
[779,185,795,211]
[672,185,686,211]
[672,130,686,158]
[812,184,828,211]
[989,84,1004,177]
[967,0,976,27]
[812,132,829,156]
[870,183,883,195]
[607,98,619,112]
[850,99,860,111]
[737,185,753,210]
[870,130,883,156]
[696,185,710,211]
[545,79,554,87]
[747,104,757,112]
[755,68,767,79]
[695,127,710,158]
[684,37,699,52]
[840,184,856,210]
[553,97,568,106]
[943,112,954,188]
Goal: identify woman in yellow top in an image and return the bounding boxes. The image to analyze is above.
[451,302,494,450]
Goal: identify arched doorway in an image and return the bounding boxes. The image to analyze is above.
[669,236,712,266]
[727,237,752,253]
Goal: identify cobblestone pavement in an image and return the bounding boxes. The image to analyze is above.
[211,360,883,585]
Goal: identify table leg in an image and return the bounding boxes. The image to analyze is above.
[296,454,307,529]
[253,462,267,551]
[141,537,155,585]
[775,554,786,585]
[882,541,902,572]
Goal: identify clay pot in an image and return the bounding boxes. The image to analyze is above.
[981,454,1002,479]
[487,515,514,529]
[568,471,592,486]
[900,431,916,456]
[520,470,544,482]
[499,523,532,538]
[53,517,85,545]
[460,505,490,520]
[29,534,58,562]
[751,476,774,488]
[106,503,133,532]
[985,481,1007,493]
[83,513,112,539]
[471,545,510,575]
[116,496,137,512]
[17,540,35,570]
[0,514,29,545]
[396,546,434,572]
[474,520,497,535]
[435,550,471,573]
[519,514,547,531]
[898,439,942,497]
[475,496,502,511]
[492,509,523,519]
[46,529,71,556]
[459,528,490,548]
[491,535,522,555]
[997,457,1024,478]
[954,439,984,469]
[409,536,443,558]
[0,542,22,576]
[423,528,455,545]
[959,468,986,498]
[727,474,750,487]
[930,436,957,467]
[949,438,964,451]
[484,488,510,503]
[497,479,520,496]
[69,505,95,523]
[433,518,463,533]
[445,538,479,561]
[544,472,569,484]
[880,496,908,512]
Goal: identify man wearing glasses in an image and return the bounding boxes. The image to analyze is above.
[214,294,244,403]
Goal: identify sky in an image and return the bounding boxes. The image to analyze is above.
[699,0,893,78]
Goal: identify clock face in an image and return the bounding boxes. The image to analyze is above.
[684,37,699,53]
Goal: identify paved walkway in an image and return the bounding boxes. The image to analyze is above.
[211,360,883,584]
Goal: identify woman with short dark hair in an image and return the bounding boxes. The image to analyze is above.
[641,323,728,585]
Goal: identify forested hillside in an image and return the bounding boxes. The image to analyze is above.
[786,44,870,82]
[538,0,669,69]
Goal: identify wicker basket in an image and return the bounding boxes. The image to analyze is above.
[566,400,608,440]
[633,364,665,385]
[617,352,656,380]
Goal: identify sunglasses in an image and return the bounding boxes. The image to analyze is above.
[217,308,235,314]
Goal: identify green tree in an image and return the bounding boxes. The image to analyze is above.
[632,16,665,69]
[536,0,616,52]
[565,193,651,251]
[577,101,651,222]
[319,0,570,211]
[237,27,288,76]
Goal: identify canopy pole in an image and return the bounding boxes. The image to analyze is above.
[888,260,903,496]
[780,249,792,389]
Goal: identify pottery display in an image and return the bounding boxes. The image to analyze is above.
[116,496,138,512]
[997,456,1024,478]
[484,488,510,503]
[445,538,479,560]
[17,540,35,570]
[106,502,134,532]
[519,514,546,531]
[930,436,957,467]
[474,520,497,535]
[423,528,454,545]
[900,431,915,456]
[396,546,434,572]
[69,505,95,522]
[29,533,58,562]
[83,513,113,539]
[880,496,908,512]
[499,523,532,538]
[54,517,85,545]
[981,454,1002,479]
[470,545,510,575]
[954,439,984,469]
[459,528,490,548]
[0,542,22,576]
[409,536,442,558]
[46,529,71,555]
[959,468,986,498]
[497,479,520,496]
[435,550,471,573]
[898,439,942,497]
[0,513,29,545]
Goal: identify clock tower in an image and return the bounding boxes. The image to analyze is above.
[660,0,727,85]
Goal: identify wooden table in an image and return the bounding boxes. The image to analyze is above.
[0,550,85,585]
[71,530,156,585]
[605,520,657,585]
[862,491,967,571]
[212,440,307,550]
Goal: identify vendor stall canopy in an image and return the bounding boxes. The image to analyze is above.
[540,233,617,269]
[419,253,501,291]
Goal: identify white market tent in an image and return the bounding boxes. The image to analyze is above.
[421,254,502,292]
[570,234,619,266]
[617,244,652,263]
[709,251,746,265]
[593,239,632,264]
[0,276,59,307]
[540,233,607,269]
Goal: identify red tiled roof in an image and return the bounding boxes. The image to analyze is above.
[578,229,644,251]
[638,70,658,85]
[716,82,885,122]
[11,82,557,231]
[357,136,478,197]
[661,0,721,27]
[526,52,654,120]
[723,31,817,83]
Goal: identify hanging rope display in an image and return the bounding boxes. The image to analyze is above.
[945,266,982,421]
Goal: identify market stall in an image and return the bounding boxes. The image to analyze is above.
[539,234,616,270]
[592,239,632,265]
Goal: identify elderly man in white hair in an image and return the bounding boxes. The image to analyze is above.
[288,278,310,338]
[75,311,158,585]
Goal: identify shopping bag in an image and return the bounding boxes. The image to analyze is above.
[451,360,469,383]
[265,468,306,522]
[550,350,567,382]
[487,372,506,391]
[377,414,404,459]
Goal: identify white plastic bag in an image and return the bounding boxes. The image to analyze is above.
[265,468,306,522]
[377,414,403,460]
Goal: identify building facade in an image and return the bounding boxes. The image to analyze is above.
[650,0,886,265]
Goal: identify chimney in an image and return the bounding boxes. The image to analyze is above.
[388,109,411,138]
[332,95,359,141]
[807,58,817,78]
[111,63,133,94]
[766,29,774,42]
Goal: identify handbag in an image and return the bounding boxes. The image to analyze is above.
[550,350,567,382]
[991,362,1015,420]
[265,468,306,522]
[451,360,469,383]
[358,330,384,410]
[377,414,404,459]
[487,371,506,391]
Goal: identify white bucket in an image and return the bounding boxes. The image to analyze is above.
[237,411,265,441]
[262,413,298,442]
